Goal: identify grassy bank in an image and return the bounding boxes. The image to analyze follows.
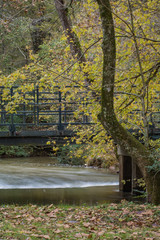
[0,201,160,239]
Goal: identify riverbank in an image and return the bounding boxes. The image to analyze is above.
[0,145,53,158]
[0,144,118,169]
[0,201,159,239]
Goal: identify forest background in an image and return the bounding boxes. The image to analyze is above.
[0,0,160,201]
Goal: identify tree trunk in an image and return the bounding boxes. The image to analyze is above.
[54,0,86,63]
[96,0,160,204]
[54,0,98,93]
[30,18,49,53]
[146,171,160,205]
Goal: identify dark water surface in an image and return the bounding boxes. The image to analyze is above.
[0,157,128,205]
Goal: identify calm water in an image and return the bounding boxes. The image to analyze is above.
[0,157,128,205]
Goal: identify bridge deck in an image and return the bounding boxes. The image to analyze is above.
[0,130,74,145]
[0,86,159,145]
[0,128,159,146]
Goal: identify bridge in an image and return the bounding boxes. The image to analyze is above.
[0,86,159,145]
[0,85,92,145]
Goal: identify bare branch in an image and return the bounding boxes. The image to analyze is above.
[115,91,140,98]
[52,37,102,82]
[115,62,160,84]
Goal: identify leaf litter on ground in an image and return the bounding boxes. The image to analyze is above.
[0,200,159,239]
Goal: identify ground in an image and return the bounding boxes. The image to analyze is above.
[0,201,160,239]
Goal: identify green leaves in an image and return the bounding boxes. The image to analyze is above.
[147,160,160,173]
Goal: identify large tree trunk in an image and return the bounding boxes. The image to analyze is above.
[96,0,160,204]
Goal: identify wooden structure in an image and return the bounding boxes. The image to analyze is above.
[118,146,143,193]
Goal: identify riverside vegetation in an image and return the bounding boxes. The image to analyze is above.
[0,201,160,239]
[0,144,118,168]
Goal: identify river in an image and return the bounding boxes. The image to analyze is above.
[0,157,129,205]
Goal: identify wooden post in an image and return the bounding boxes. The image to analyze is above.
[132,162,143,194]
[118,145,143,193]
[118,146,132,192]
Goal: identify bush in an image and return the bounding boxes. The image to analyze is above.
[56,144,85,166]
[0,145,33,157]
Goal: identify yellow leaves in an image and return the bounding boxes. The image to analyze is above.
[76,139,82,145]
[115,0,159,132]
[53,147,59,152]
[29,50,38,61]
[21,74,26,80]
[0,0,158,164]
[60,33,67,42]
[147,0,159,9]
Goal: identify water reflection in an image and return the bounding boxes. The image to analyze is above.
[0,187,126,205]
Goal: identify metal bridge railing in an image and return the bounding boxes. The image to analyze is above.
[0,86,159,137]
[0,86,92,135]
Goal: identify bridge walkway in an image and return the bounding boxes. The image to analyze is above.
[0,86,159,145]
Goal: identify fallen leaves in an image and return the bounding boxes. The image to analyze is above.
[31,234,50,239]
[83,222,91,227]
[0,202,159,239]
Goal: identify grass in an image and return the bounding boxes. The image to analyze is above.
[0,201,159,239]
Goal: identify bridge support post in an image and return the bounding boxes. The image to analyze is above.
[118,146,143,193]
[9,124,16,136]
[118,146,132,192]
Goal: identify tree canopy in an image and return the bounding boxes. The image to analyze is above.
[0,0,160,203]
